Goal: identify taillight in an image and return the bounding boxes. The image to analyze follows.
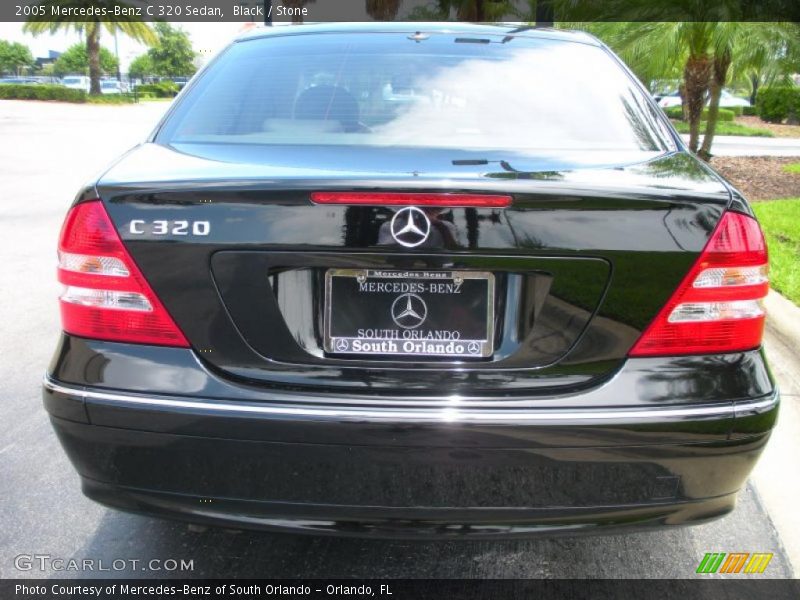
[57,201,189,347]
[629,211,768,357]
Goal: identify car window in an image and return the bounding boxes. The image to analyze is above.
[159,33,672,154]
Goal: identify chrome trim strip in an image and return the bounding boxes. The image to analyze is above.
[733,391,781,418]
[43,379,780,424]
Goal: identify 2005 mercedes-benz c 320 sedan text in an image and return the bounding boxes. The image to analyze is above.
[44,23,778,538]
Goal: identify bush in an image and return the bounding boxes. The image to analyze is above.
[757,86,800,123]
[134,81,179,98]
[133,84,158,96]
[715,108,736,122]
[729,105,744,116]
[0,83,86,102]
[87,93,137,105]
[742,105,758,116]
[665,106,735,122]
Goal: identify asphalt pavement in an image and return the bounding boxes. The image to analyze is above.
[0,100,797,580]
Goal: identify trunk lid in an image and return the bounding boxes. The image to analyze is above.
[96,143,729,395]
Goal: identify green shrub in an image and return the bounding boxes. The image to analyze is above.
[664,106,735,122]
[155,81,179,97]
[133,84,159,97]
[742,105,758,116]
[87,93,136,105]
[715,108,735,122]
[757,86,800,123]
[729,105,744,116]
[0,84,86,102]
[134,81,179,98]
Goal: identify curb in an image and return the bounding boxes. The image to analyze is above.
[764,289,800,352]
[754,288,800,577]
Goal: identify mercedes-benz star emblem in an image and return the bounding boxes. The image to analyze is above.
[335,339,349,352]
[391,293,428,329]
[390,206,431,248]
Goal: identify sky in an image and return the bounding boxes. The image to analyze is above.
[0,22,247,70]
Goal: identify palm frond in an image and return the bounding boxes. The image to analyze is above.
[24,1,155,45]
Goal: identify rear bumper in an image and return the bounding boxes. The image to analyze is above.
[44,336,779,538]
[79,475,739,539]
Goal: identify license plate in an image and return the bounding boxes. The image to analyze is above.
[324,269,494,358]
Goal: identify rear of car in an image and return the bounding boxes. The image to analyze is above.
[44,24,778,538]
[0,77,39,85]
[61,76,90,93]
[658,89,751,108]
[100,80,127,95]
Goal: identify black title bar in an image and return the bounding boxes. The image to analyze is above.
[6,0,800,23]
[4,579,800,600]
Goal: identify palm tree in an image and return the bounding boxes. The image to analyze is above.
[587,18,800,160]
[590,22,720,154]
[698,44,731,161]
[24,1,155,95]
[729,25,799,109]
[698,23,799,160]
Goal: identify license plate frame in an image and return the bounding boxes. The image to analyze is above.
[323,269,494,359]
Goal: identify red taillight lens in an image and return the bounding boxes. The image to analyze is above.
[629,211,768,357]
[310,192,512,208]
[57,201,189,347]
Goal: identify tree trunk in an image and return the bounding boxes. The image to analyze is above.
[683,54,712,153]
[749,73,759,107]
[86,24,102,96]
[366,0,402,20]
[699,48,732,162]
[535,0,554,27]
[457,0,478,20]
[475,0,484,20]
[679,83,688,121]
[698,81,723,161]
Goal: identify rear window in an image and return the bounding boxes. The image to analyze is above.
[158,32,672,154]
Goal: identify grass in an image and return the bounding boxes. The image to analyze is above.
[670,120,774,137]
[783,163,800,174]
[752,198,800,306]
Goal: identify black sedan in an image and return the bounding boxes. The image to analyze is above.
[44,23,778,538]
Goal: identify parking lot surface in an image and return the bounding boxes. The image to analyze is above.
[0,100,795,579]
